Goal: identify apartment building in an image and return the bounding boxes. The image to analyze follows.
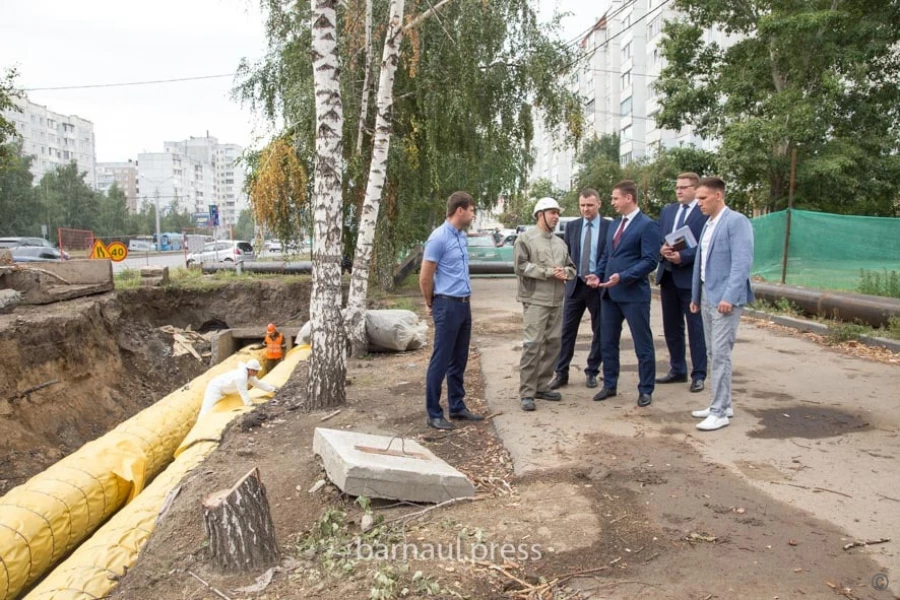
[530,0,732,187]
[96,160,139,213]
[1,95,97,187]
[137,135,248,226]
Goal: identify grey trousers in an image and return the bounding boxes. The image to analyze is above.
[519,303,563,397]
[701,293,742,417]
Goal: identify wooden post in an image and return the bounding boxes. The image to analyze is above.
[781,148,797,284]
[202,468,279,572]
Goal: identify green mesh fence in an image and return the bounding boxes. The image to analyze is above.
[751,209,900,291]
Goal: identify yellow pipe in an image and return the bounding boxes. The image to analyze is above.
[23,346,309,600]
[0,347,268,600]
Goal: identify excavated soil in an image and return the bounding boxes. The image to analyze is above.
[0,279,312,494]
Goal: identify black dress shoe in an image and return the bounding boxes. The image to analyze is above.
[427,417,455,430]
[535,390,562,401]
[549,374,568,390]
[637,393,653,407]
[690,379,705,393]
[593,387,617,401]
[449,409,484,421]
[585,374,599,388]
[656,372,688,384]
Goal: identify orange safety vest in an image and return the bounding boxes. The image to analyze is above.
[265,332,285,360]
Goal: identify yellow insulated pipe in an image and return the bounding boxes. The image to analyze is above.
[25,346,309,600]
[0,346,267,600]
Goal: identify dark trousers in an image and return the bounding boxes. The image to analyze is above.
[425,296,471,419]
[555,279,602,378]
[601,297,655,395]
[659,279,707,381]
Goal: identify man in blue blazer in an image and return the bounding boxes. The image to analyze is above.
[655,172,708,393]
[549,188,611,390]
[690,177,754,431]
[587,181,659,407]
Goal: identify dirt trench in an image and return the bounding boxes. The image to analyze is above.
[0,279,312,494]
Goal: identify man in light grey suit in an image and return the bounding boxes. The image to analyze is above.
[689,177,754,431]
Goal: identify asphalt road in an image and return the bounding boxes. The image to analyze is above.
[112,252,186,273]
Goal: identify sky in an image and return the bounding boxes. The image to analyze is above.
[1,0,599,163]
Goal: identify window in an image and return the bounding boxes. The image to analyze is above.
[620,96,633,117]
[648,15,662,39]
[622,14,631,28]
[585,99,595,114]
[652,48,660,65]
[621,125,633,141]
[621,42,632,62]
[620,151,633,165]
[621,69,632,90]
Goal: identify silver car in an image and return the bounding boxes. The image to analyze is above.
[186,240,255,265]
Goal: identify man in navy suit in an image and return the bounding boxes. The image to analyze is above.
[655,172,708,393]
[549,188,610,390]
[587,181,659,407]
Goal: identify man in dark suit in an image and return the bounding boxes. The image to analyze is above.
[655,172,708,393]
[587,180,659,407]
[549,188,610,390]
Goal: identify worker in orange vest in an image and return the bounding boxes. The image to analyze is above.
[264,323,285,372]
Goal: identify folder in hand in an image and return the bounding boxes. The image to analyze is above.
[665,226,697,252]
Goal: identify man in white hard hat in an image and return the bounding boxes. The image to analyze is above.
[513,197,576,412]
[199,358,280,416]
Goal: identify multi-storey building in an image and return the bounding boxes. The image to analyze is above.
[530,0,733,187]
[137,135,247,226]
[1,95,97,188]
[96,160,139,213]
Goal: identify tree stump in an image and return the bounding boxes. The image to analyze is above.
[202,467,279,572]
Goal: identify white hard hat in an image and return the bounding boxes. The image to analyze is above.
[533,197,562,217]
[245,358,262,371]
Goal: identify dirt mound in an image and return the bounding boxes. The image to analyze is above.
[0,279,312,494]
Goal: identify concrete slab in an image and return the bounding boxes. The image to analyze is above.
[2,259,113,304]
[312,428,475,504]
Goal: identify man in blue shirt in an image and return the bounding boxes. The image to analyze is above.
[420,191,485,430]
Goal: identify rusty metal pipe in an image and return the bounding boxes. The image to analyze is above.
[752,282,900,328]
[201,261,313,274]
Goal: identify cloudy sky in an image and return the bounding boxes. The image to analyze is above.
[1,0,599,162]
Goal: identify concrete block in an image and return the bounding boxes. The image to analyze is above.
[210,330,235,366]
[4,260,113,305]
[313,428,475,504]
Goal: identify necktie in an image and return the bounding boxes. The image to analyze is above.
[613,217,628,249]
[675,204,689,231]
[581,221,592,277]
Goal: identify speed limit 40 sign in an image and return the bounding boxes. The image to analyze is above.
[106,241,128,262]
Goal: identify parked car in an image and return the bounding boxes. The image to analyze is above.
[467,235,513,262]
[10,246,63,262]
[0,236,70,259]
[265,240,283,253]
[186,240,255,265]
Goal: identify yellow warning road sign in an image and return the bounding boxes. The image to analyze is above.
[106,241,128,262]
[89,239,110,260]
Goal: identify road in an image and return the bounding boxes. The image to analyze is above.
[112,252,186,273]
[470,277,900,593]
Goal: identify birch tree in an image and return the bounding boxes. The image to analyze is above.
[355,0,374,156]
[344,0,406,357]
[307,0,347,408]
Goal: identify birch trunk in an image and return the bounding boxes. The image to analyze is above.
[345,0,406,357]
[355,0,373,155]
[308,0,346,408]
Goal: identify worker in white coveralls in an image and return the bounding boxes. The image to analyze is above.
[199,358,279,416]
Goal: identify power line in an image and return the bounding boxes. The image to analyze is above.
[24,73,235,92]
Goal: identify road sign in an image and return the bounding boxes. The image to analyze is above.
[106,241,128,262]
[89,239,110,260]
[209,204,220,227]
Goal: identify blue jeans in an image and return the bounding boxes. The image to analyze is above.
[426,296,471,419]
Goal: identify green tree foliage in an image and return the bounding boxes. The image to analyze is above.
[95,183,129,237]
[236,0,582,285]
[0,68,22,163]
[0,143,41,235]
[655,0,900,215]
[38,163,100,232]
[235,209,255,241]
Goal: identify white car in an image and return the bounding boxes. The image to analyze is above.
[186,240,255,265]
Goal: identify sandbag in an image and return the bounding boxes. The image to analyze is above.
[365,309,427,352]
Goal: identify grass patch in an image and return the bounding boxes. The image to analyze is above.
[747,297,801,316]
[113,269,142,290]
[858,269,900,299]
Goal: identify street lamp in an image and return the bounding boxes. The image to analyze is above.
[142,174,178,252]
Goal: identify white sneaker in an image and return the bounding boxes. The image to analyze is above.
[692,407,734,418]
[696,414,730,431]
